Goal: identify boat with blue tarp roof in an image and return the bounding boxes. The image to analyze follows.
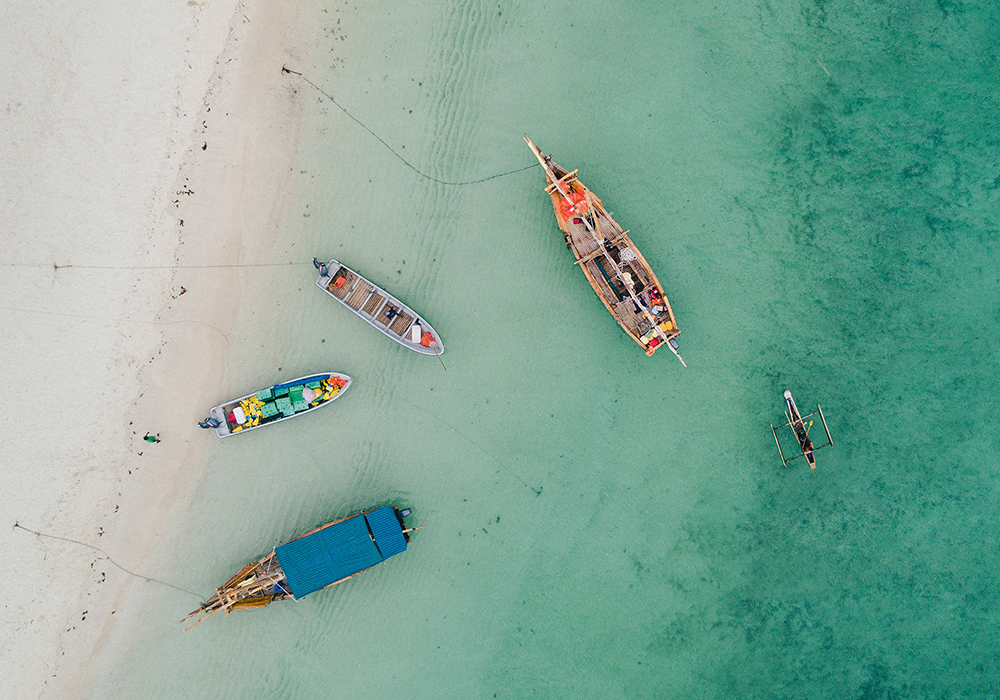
[182,506,413,630]
[199,372,351,438]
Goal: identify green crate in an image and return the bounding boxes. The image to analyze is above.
[260,402,278,418]
[256,388,273,401]
[275,396,292,414]
[274,385,290,397]
[288,387,304,403]
[292,400,308,413]
[306,381,322,389]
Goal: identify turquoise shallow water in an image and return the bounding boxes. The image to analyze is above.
[93,0,999,697]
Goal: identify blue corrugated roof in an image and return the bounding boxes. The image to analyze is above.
[275,514,382,599]
[365,506,407,559]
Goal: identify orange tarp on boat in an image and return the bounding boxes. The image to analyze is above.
[557,187,589,220]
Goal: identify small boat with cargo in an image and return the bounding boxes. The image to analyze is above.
[198,372,350,438]
[524,135,685,365]
[182,505,414,630]
[313,257,444,356]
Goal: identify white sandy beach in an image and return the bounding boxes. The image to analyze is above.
[0,1,310,696]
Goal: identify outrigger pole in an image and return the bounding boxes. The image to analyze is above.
[524,136,686,366]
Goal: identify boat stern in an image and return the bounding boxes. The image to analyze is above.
[209,406,231,438]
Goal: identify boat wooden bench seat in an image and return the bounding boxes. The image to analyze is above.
[375,303,400,326]
[346,283,374,310]
[362,293,385,316]
[389,311,412,335]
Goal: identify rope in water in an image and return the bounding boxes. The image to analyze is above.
[283,66,539,186]
[399,397,542,496]
[13,522,202,599]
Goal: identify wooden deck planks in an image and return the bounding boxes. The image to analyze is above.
[596,212,621,238]
[328,269,356,299]
[362,293,385,316]
[614,299,643,334]
[346,283,374,310]
[569,222,599,258]
[389,311,412,336]
[375,303,399,326]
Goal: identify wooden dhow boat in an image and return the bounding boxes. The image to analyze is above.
[198,372,351,438]
[182,506,414,630]
[524,135,685,365]
[314,258,444,356]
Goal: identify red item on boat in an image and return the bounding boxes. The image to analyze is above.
[420,332,434,347]
[558,189,589,221]
[333,276,346,288]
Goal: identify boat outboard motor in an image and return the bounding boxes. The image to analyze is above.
[399,508,412,518]
[312,257,328,277]
[668,338,679,350]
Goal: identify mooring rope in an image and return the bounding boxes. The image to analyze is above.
[282,66,539,186]
[0,261,312,270]
[398,397,542,496]
[14,522,203,599]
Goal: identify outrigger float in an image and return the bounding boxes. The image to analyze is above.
[182,506,414,631]
[770,390,833,469]
[314,258,444,356]
[524,135,685,365]
[199,373,350,438]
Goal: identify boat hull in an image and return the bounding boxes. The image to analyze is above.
[182,506,411,631]
[525,137,682,360]
[315,258,444,356]
[208,372,351,438]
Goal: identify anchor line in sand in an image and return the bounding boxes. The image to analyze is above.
[283,66,540,187]
[1,261,314,270]
[13,522,202,599]
[399,397,542,496]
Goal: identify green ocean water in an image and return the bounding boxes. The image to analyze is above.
[93,0,1000,698]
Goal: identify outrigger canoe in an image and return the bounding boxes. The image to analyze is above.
[182,506,413,630]
[770,390,833,470]
[314,258,444,356]
[199,372,350,438]
[525,135,685,365]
